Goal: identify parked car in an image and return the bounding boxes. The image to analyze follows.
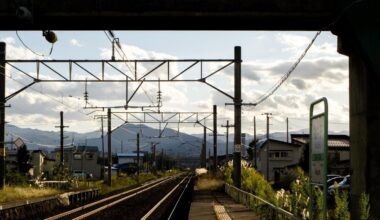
[115,163,138,175]
[327,176,345,188]
[328,175,350,195]
[327,174,342,180]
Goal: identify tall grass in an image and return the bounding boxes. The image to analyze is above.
[0,185,62,203]
[196,176,224,190]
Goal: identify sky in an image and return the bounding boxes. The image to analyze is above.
[0,31,349,137]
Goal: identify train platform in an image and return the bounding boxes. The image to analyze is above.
[188,188,260,220]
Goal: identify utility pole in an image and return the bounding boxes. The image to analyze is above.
[136,133,140,175]
[201,126,206,168]
[161,148,164,171]
[55,111,68,165]
[107,108,112,186]
[221,120,234,164]
[233,46,242,188]
[263,113,272,180]
[0,42,5,189]
[121,140,123,153]
[253,116,257,169]
[286,117,289,143]
[95,115,107,179]
[213,105,217,174]
[152,143,156,171]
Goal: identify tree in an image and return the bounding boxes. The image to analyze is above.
[247,139,258,160]
[17,144,31,174]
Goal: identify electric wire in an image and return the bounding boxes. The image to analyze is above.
[103,31,157,106]
[252,0,363,106]
[15,31,54,57]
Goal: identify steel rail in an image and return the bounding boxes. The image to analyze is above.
[141,174,191,220]
[44,175,175,220]
[71,174,185,220]
[167,174,193,220]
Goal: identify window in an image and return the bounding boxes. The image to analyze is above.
[269,151,290,159]
[74,153,82,160]
[86,153,94,160]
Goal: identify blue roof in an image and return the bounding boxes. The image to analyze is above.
[117,152,144,157]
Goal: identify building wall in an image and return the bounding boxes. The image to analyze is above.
[31,152,44,178]
[258,141,301,181]
[70,152,100,179]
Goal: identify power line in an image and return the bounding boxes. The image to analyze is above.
[254,31,321,106]
[15,31,54,57]
[253,0,363,106]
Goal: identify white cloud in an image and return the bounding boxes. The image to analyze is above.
[69,39,83,47]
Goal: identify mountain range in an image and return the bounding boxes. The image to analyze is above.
[4,124,348,157]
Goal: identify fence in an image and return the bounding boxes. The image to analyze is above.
[225,183,301,220]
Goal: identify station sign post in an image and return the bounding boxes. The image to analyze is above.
[309,97,328,220]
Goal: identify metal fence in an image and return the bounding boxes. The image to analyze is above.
[225,183,301,220]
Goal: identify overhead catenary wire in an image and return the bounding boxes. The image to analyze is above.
[103,31,157,106]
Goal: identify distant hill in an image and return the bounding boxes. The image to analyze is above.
[4,124,349,157]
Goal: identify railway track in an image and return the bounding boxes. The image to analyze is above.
[44,173,193,220]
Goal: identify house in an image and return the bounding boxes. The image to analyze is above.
[30,150,46,179]
[255,138,302,182]
[52,145,101,179]
[291,134,350,175]
[117,152,144,166]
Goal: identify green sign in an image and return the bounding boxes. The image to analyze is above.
[309,97,328,220]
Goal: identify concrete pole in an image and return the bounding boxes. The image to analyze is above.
[254,116,257,169]
[286,117,289,143]
[233,46,242,188]
[60,111,64,165]
[107,108,112,186]
[213,105,217,174]
[101,117,105,178]
[0,42,5,189]
[226,120,229,163]
[266,113,270,180]
[202,126,206,168]
[137,133,140,175]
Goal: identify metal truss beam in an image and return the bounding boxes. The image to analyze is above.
[111,111,213,124]
[5,59,236,101]
[5,59,234,82]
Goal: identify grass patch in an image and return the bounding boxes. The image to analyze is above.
[0,185,62,204]
[196,175,224,191]
[94,170,181,195]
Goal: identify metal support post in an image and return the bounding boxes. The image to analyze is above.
[0,42,5,189]
[286,117,289,143]
[222,120,234,165]
[263,112,272,180]
[107,108,112,186]
[254,116,257,169]
[226,120,229,162]
[60,112,64,164]
[233,46,242,188]
[202,126,207,167]
[55,111,68,165]
[213,105,217,174]
[137,133,140,175]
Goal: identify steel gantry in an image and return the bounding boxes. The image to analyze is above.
[0,46,243,189]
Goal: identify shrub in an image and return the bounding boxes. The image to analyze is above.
[360,192,370,220]
[241,166,276,204]
[333,190,350,220]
